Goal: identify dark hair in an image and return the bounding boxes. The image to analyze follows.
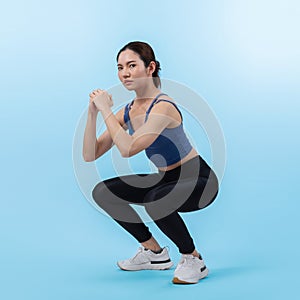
[116,41,161,88]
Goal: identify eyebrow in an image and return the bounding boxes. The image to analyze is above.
[117,60,136,67]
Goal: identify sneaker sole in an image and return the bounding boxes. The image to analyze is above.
[117,261,173,271]
[172,267,209,284]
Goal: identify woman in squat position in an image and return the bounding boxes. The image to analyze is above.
[83,41,219,284]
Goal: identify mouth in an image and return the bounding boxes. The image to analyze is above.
[124,80,134,85]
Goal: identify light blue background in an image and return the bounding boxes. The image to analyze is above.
[1,0,299,299]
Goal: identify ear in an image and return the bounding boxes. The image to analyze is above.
[147,61,156,76]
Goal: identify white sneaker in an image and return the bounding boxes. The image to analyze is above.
[117,247,173,271]
[172,254,209,284]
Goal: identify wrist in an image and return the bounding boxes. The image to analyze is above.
[100,107,112,118]
[88,110,98,118]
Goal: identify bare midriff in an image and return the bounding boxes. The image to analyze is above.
[157,147,199,172]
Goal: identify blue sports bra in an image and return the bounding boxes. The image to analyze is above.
[123,93,193,168]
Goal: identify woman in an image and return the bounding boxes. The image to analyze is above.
[83,41,219,284]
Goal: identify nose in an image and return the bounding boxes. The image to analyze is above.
[121,67,130,78]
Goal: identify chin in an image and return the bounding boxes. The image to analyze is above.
[123,84,135,91]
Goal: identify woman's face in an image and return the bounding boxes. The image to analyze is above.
[117,49,153,90]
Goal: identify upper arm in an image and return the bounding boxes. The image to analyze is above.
[128,101,174,157]
[95,107,128,159]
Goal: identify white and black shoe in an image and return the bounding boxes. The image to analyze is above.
[172,254,209,284]
[117,247,173,271]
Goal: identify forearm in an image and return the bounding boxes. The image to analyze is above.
[82,111,98,161]
[100,108,133,157]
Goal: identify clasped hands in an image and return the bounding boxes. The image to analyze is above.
[89,89,113,113]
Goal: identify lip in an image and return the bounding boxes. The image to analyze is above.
[124,80,133,85]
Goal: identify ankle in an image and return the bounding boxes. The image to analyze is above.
[141,237,162,253]
[145,247,163,254]
[190,249,202,260]
[149,248,163,254]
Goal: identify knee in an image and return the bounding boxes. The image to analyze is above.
[92,182,107,208]
[207,170,219,196]
[92,180,127,210]
[211,173,219,199]
[200,174,219,209]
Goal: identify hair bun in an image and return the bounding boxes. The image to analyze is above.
[155,60,161,71]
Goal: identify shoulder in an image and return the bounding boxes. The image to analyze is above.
[150,95,182,125]
[151,95,179,114]
[156,94,174,103]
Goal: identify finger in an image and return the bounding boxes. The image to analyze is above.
[94,89,103,95]
[95,90,104,96]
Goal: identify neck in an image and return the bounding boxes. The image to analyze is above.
[134,84,161,102]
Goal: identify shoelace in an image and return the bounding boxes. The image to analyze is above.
[178,255,198,269]
[129,247,144,263]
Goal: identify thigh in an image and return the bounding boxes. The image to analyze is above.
[93,172,164,204]
[143,176,202,220]
[143,172,218,218]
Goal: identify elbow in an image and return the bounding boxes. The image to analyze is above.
[120,151,131,158]
[120,146,140,158]
[82,144,99,162]
[120,137,140,158]
[120,148,134,158]
[82,152,95,162]
[84,157,95,162]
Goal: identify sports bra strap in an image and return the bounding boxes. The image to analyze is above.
[125,93,178,124]
[145,93,168,115]
[126,93,167,114]
[124,102,131,124]
[145,98,183,122]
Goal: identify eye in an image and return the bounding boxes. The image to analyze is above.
[129,64,136,69]
[117,66,123,71]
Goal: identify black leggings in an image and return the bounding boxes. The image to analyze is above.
[92,155,219,254]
